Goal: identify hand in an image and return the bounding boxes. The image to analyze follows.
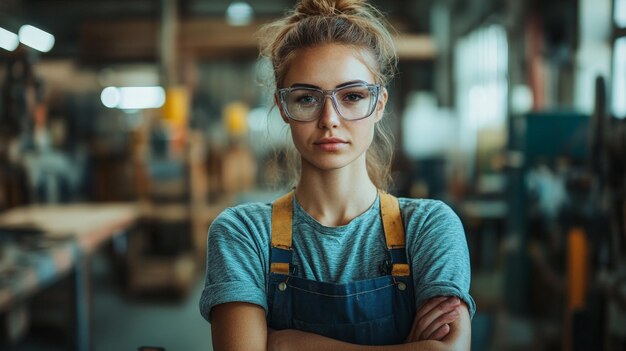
[405,296,461,342]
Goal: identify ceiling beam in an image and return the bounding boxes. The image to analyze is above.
[80,18,436,63]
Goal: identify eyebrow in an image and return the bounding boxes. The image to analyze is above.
[289,80,369,89]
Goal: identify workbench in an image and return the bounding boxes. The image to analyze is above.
[0,203,139,351]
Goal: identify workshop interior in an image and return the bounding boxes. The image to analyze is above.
[0,0,625,350]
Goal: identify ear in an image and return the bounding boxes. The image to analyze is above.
[274,94,290,124]
[373,87,388,123]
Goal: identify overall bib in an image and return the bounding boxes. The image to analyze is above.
[267,191,416,345]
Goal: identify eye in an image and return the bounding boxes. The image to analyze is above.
[297,95,320,105]
[343,93,364,102]
[288,90,321,106]
[338,87,370,104]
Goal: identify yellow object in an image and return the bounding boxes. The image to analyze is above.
[161,86,189,155]
[564,227,589,351]
[567,227,588,311]
[270,191,294,274]
[392,264,410,276]
[380,191,406,249]
[223,101,249,136]
[271,192,294,251]
[380,191,410,277]
[162,86,189,126]
[271,263,290,275]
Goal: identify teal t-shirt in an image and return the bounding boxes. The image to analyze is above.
[199,194,476,322]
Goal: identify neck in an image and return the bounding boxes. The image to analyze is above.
[295,158,378,227]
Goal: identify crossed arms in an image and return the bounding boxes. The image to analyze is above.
[210,296,470,351]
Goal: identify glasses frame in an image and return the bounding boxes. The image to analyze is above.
[277,83,381,122]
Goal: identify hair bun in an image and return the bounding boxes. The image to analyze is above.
[294,0,367,17]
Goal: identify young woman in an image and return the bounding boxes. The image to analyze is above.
[200,1,475,350]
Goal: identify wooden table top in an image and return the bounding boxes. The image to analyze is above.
[0,203,140,313]
[0,203,140,253]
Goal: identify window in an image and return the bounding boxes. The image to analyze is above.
[612,0,626,118]
[454,24,509,174]
[612,37,626,118]
[615,0,626,27]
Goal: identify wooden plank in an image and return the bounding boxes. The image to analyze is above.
[394,34,437,60]
[0,203,139,253]
[81,19,158,62]
[79,18,436,61]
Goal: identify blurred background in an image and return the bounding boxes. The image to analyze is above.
[0,0,625,350]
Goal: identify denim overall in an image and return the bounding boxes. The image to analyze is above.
[267,191,416,345]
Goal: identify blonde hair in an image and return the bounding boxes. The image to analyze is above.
[259,0,397,190]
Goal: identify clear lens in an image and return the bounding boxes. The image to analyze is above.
[281,84,379,121]
[334,85,375,120]
[285,89,324,121]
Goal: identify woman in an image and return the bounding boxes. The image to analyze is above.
[200,0,475,350]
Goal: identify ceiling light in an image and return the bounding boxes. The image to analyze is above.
[101,87,121,108]
[18,24,55,52]
[226,1,253,26]
[101,86,166,110]
[0,27,19,51]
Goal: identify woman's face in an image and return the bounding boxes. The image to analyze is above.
[278,43,388,173]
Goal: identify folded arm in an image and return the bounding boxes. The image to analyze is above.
[210,299,471,351]
[211,302,268,351]
[267,302,470,351]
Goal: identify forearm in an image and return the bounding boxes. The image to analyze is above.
[268,329,455,351]
[269,305,470,351]
[211,303,268,351]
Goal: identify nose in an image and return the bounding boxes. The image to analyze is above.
[317,94,341,129]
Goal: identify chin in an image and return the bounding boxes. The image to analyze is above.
[303,155,358,171]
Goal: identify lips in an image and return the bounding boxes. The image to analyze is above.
[313,137,348,151]
[314,137,348,145]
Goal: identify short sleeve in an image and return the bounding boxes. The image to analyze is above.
[406,200,477,319]
[199,207,270,322]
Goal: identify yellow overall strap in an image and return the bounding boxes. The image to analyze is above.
[379,191,410,276]
[270,191,294,274]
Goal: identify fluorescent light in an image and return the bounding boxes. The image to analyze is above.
[101,87,121,108]
[0,27,19,51]
[101,86,166,110]
[226,1,253,26]
[19,24,55,52]
[118,87,165,109]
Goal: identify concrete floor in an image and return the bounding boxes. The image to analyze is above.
[5,251,212,351]
[91,262,212,351]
